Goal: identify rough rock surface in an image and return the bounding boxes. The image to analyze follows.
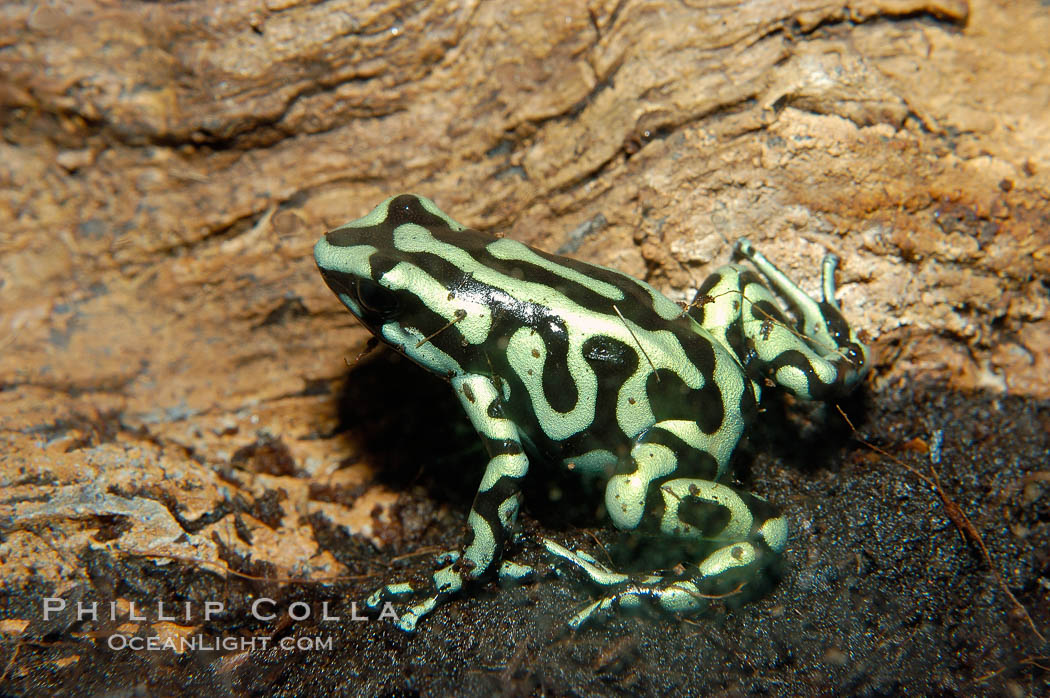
[1,0,1047,694]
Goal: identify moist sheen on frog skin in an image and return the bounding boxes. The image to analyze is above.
[314,193,870,632]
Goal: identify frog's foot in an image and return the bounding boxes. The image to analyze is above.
[544,539,767,629]
[498,559,536,584]
[542,539,633,586]
[545,475,787,629]
[366,553,537,631]
[365,551,466,633]
[731,237,870,395]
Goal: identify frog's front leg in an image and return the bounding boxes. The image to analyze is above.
[545,421,787,629]
[366,373,528,632]
[692,238,869,399]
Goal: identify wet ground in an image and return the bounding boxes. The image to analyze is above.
[4,366,1048,696]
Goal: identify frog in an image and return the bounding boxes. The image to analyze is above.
[313,193,870,632]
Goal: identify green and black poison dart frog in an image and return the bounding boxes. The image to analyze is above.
[314,194,870,632]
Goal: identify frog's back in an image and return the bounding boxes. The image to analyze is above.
[451,236,743,461]
[315,194,742,460]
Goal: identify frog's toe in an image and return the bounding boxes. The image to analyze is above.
[433,550,460,566]
[365,581,416,609]
[497,559,535,583]
[364,582,444,633]
[542,538,630,587]
[566,579,713,630]
[399,596,441,632]
[565,586,650,629]
[567,598,604,629]
[366,548,461,608]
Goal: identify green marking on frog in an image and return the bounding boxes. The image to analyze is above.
[315,194,870,631]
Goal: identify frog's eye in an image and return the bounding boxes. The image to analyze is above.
[843,344,865,367]
[356,279,400,319]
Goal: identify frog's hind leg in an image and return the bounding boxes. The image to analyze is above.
[543,477,786,629]
[734,238,869,397]
[691,239,869,400]
[543,410,782,628]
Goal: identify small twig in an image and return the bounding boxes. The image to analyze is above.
[1021,471,1050,485]
[835,406,1046,644]
[345,336,379,367]
[0,642,20,683]
[416,309,467,348]
[584,530,616,568]
[389,546,446,564]
[612,304,660,382]
[973,655,1050,684]
[679,582,750,631]
[684,580,747,602]
[115,550,373,584]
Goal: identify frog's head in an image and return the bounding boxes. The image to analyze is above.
[816,301,872,394]
[313,194,484,375]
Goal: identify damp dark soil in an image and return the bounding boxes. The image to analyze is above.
[4,377,1048,696]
